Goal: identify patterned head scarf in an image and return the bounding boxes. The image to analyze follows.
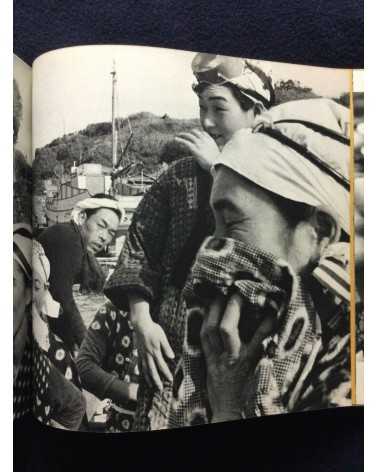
[192,53,275,109]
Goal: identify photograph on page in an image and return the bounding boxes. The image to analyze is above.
[353,69,364,406]
[13,55,33,421]
[31,45,353,431]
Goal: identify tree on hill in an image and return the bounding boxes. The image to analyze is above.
[32,113,201,194]
[274,79,319,104]
[13,79,22,145]
[160,138,192,164]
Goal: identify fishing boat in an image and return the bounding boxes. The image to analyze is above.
[44,63,154,237]
[45,163,109,225]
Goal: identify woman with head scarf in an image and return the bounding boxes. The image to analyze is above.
[32,241,86,429]
[169,98,352,425]
[13,224,33,419]
[175,54,274,171]
[104,53,275,431]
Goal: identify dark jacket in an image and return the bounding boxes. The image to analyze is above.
[38,222,88,349]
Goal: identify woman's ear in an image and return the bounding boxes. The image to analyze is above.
[252,103,264,117]
[313,209,340,256]
[317,236,332,258]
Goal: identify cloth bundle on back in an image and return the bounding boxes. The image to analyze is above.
[167,98,351,427]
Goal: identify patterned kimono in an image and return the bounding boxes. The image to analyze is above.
[32,304,86,429]
[77,302,139,432]
[167,236,351,427]
[104,157,214,431]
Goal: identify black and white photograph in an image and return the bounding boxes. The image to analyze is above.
[13,55,33,422]
[353,69,364,405]
[14,55,32,225]
[27,45,353,432]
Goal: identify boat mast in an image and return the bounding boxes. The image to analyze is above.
[111,61,118,171]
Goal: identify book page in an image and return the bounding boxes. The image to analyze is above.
[353,69,364,405]
[13,54,33,421]
[32,45,355,431]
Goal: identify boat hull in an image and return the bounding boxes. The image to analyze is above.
[45,190,90,225]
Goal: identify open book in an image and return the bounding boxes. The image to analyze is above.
[13,45,364,432]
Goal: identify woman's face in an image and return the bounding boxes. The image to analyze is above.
[198,84,255,149]
[33,271,46,309]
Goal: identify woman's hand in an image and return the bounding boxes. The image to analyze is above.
[200,294,243,364]
[175,129,219,172]
[201,294,276,422]
[133,314,175,392]
[129,294,175,391]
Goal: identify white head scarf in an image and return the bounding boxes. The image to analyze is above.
[71,196,125,225]
[213,98,350,234]
[32,241,60,319]
[32,241,61,352]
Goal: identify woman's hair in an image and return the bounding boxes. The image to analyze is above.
[193,63,275,113]
[14,259,32,289]
[84,193,122,221]
[271,192,338,242]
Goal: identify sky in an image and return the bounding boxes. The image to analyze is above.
[14,55,32,162]
[32,45,350,154]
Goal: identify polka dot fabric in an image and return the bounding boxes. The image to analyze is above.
[47,333,82,388]
[14,341,33,420]
[88,303,139,432]
[32,343,52,424]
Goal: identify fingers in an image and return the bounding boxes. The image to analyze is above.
[160,333,175,360]
[201,295,226,355]
[141,335,174,389]
[174,136,197,154]
[140,355,152,388]
[189,128,208,139]
[156,332,174,380]
[142,354,171,391]
[155,350,173,383]
[246,312,276,361]
[147,355,163,392]
[219,293,242,363]
[175,132,199,145]
[175,129,213,144]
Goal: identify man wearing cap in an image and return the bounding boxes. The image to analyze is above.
[38,193,123,355]
[167,99,352,426]
[104,53,275,431]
